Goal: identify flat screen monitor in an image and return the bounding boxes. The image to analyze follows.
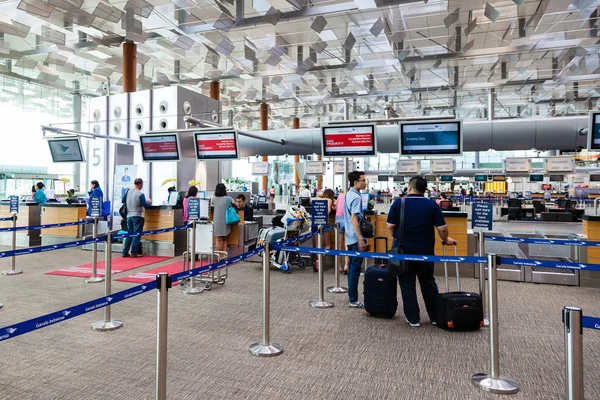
[194,130,239,160]
[590,174,600,182]
[588,111,600,150]
[47,138,85,163]
[321,123,376,157]
[377,175,389,182]
[492,175,506,182]
[392,175,404,182]
[424,175,437,182]
[474,174,489,182]
[400,120,462,156]
[529,174,544,182]
[440,175,453,182]
[549,174,564,182]
[140,134,180,162]
[541,183,552,190]
[258,195,267,203]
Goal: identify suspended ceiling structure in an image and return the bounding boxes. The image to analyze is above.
[0,0,599,129]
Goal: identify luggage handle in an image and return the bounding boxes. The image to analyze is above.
[441,243,460,292]
[373,235,389,265]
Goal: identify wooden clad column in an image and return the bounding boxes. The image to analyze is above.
[316,155,323,190]
[122,41,137,93]
[260,103,269,191]
[292,117,300,187]
[210,81,220,100]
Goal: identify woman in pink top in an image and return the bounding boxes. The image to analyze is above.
[183,186,199,222]
[335,191,349,274]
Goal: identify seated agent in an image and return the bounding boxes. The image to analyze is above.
[236,194,253,221]
[387,176,456,327]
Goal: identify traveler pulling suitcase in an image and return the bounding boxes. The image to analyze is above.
[364,236,398,318]
[436,244,484,330]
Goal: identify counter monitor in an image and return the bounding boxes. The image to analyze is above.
[400,120,462,156]
[424,174,437,182]
[588,111,600,150]
[392,175,404,182]
[322,123,376,157]
[440,175,453,182]
[492,175,506,182]
[194,130,239,160]
[529,174,544,182]
[47,138,85,163]
[590,174,600,182]
[140,134,180,162]
[549,174,564,182]
[474,174,489,182]
[377,175,389,182]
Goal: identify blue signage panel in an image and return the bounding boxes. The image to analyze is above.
[311,199,329,226]
[9,196,19,214]
[89,196,102,218]
[188,198,200,220]
[471,203,493,231]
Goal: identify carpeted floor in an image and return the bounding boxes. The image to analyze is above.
[0,248,598,400]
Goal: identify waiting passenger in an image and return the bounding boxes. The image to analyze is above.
[387,176,456,327]
[34,182,47,205]
[212,183,236,256]
[344,171,368,308]
[335,189,349,275]
[300,185,311,198]
[122,178,151,258]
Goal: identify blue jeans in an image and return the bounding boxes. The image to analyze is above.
[123,216,144,256]
[347,242,363,303]
[398,261,438,324]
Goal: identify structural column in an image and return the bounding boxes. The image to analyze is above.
[210,81,220,101]
[122,41,137,93]
[260,103,269,192]
[316,155,323,190]
[292,117,300,188]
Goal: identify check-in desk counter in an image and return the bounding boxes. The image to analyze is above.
[580,215,600,288]
[0,202,41,247]
[228,210,259,257]
[142,206,186,257]
[40,203,86,245]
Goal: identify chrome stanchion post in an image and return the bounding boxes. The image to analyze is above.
[472,254,520,394]
[478,230,489,327]
[563,306,584,400]
[310,225,334,308]
[183,219,204,295]
[249,242,283,356]
[92,232,123,331]
[155,272,171,400]
[3,214,23,275]
[327,223,347,294]
[85,217,104,284]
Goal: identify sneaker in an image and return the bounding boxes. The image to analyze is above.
[348,301,364,308]
[405,318,420,327]
[122,254,130,258]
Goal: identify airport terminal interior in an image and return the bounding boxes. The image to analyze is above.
[2,0,600,398]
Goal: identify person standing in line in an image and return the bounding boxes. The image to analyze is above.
[122,178,151,258]
[387,176,456,327]
[300,185,311,198]
[33,182,47,205]
[183,186,198,222]
[87,180,103,215]
[31,185,37,199]
[270,185,276,203]
[335,189,349,274]
[212,183,235,256]
[344,171,368,308]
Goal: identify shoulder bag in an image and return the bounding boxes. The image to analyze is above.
[119,189,130,220]
[388,198,409,276]
[346,194,374,239]
[225,197,241,225]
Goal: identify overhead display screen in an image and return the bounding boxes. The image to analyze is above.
[474,175,489,182]
[322,124,376,157]
[47,138,85,163]
[440,175,453,182]
[400,121,462,156]
[140,134,180,162]
[588,112,600,150]
[194,130,239,160]
[549,174,564,182]
[529,174,544,182]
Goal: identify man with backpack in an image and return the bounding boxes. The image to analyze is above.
[121,178,151,258]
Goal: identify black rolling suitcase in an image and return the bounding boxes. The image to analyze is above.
[436,244,483,330]
[364,236,398,318]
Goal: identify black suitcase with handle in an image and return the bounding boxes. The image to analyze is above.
[436,244,483,330]
[364,236,398,318]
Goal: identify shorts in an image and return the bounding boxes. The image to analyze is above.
[335,216,345,232]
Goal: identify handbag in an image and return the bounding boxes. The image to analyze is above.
[225,197,241,225]
[388,198,409,276]
[346,196,374,239]
[119,189,130,220]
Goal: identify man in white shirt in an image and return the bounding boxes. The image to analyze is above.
[300,185,311,198]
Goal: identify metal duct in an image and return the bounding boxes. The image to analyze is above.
[237,116,590,157]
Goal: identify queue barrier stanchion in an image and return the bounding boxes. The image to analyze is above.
[249,241,284,357]
[478,231,489,327]
[309,225,334,309]
[563,306,584,400]
[84,217,104,284]
[183,220,204,295]
[155,272,171,400]
[327,223,347,294]
[472,254,520,394]
[3,214,23,276]
[92,232,123,332]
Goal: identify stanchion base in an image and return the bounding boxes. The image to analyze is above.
[2,270,23,276]
[483,318,490,327]
[84,277,105,284]
[309,300,334,308]
[0,303,3,309]
[326,286,348,294]
[472,373,520,394]
[182,287,204,295]
[248,342,284,357]
[91,320,123,332]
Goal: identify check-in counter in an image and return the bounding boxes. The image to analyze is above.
[0,202,41,247]
[580,215,600,288]
[40,203,86,245]
[141,205,186,257]
[228,209,259,256]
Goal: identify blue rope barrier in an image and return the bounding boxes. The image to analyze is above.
[582,316,600,331]
[0,219,92,233]
[0,217,14,222]
[498,257,600,272]
[0,237,103,259]
[113,225,188,239]
[486,236,598,247]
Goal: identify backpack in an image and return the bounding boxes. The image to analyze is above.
[119,189,130,220]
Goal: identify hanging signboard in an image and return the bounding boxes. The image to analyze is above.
[544,157,575,173]
[306,161,325,175]
[251,162,270,176]
[430,159,456,174]
[503,158,532,173]
[471,203,493,231]
[396,160,421,175]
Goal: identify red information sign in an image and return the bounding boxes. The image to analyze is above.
[322,125,376,157]
[194,131,239,160]
[140,135,180,161]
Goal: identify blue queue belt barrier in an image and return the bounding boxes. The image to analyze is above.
[113,225,188,239]
[582,316,600,331]
[0,219,91,233]
[0,244,263,343]
[485,236,599,247]
[0,237,103,259]
[0,217,14,222]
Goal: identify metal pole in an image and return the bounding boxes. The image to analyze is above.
[472,254,520,394]
[310,225,334,308]
[327,223,348,293]
[478,231,489,327]
[183,220,204,294]
[92,232,123,331]
[85,217,104,283]
[155,272,171,400]
[563,306,584,400]
[3,214,23,275]
[249,242,284,356]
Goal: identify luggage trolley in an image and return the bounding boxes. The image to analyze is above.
[181,221,228,291]
[258,217,308,273]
